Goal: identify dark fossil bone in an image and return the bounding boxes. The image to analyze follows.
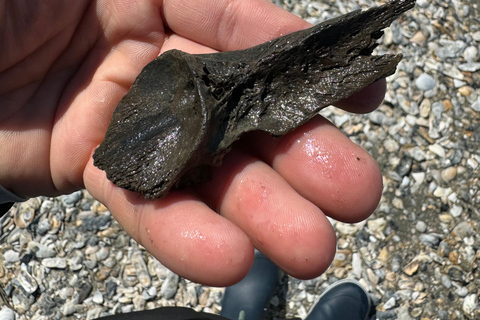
[93,0,416,199]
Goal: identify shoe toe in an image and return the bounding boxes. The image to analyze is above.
[306,280,371,320]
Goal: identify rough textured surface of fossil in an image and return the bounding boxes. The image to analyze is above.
[93,0,416,199]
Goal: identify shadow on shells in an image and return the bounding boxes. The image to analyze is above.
[93,0,416,199]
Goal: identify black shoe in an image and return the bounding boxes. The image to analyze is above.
[220,250,280,320]
[305,279,372,320]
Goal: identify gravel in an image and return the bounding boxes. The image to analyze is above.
[1,0,480,319]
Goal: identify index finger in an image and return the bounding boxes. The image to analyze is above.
[162,0,311,51]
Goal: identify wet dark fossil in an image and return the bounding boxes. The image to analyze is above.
[94,0,416,199]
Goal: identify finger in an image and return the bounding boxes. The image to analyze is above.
[83,156,254,286]
[162,0,310,51]
[242,116,383,223]
[195,149,337,280]
[334,79,387,113]
[160,34,218,54]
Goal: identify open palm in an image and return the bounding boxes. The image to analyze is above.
[0,0,384,286]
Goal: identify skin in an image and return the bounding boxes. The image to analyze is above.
[0,0,383,286]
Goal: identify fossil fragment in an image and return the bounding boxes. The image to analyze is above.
[94,0,416,199]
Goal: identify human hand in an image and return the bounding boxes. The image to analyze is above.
[0,0,383,286]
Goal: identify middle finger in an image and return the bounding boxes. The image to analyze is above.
[195,149,337,279]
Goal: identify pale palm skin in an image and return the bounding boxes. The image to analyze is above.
[0,0,384,286]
